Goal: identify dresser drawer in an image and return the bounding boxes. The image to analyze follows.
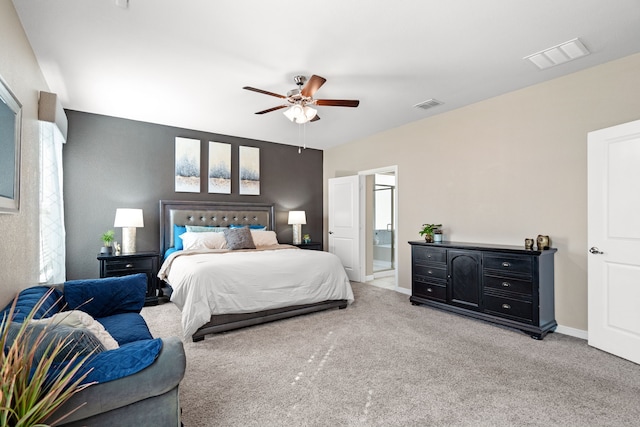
[484,294,533,322]
[413,265,447,280]
[413,281,446,302]
[484,274,533,296]
[104,257,154,273]
[483,254,532,276]
[413,246,446,264]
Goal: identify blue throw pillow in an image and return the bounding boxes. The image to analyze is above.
[174,224,187,250]
[0,286,64,322]
[230,224,266,230]
[64,274,147,318]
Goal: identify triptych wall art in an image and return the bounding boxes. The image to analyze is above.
[174,137,260,195]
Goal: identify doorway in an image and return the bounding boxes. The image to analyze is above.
[359,166,398,290]
[373,173,395,274]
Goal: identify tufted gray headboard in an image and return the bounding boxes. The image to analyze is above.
[159,200,275,256]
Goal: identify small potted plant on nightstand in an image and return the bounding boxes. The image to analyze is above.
[419,223,442,243]
[100,230,115,255]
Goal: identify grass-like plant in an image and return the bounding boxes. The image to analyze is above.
[0,290,96,426]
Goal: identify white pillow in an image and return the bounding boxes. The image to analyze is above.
[180,231,227,250]
[250,230,279,247]
[31,310,119,350]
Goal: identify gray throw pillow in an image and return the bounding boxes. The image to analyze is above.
[6,322,105,363]
[223,227,256,250]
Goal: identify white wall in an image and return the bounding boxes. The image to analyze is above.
[325,53,640,332]
[0,0,49,305]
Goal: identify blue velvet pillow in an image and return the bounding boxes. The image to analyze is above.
[0,286,64,322]
[174,224,187,250]
[230,224,266,230]
[64,274,147,318]
[97,312,153,345]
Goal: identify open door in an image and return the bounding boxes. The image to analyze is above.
[328,176,361,282]
[588,119,640,365]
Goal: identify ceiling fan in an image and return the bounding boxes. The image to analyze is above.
[243,75,359,124]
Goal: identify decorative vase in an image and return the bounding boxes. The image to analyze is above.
[100,245,113,255]
[424,234,434,243]
[536,235,550,250]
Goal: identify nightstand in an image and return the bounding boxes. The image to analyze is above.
[292,242,322,251]
[97,251,160,306]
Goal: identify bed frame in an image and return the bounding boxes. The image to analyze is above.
[159,200,348,342]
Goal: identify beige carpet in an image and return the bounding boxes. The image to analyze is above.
[141,282,640,426]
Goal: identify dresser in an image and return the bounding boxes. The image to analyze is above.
[409,241,557,339]
[97,251,160,306]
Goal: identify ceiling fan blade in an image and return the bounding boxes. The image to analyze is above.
[310,114,321,122]
[255,105,288,114]
[243,86,286,99]
[315,99,360,107]
[301,75,327,98]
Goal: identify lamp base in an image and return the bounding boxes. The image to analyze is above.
[292,224,302,245]
[121,227,137,254]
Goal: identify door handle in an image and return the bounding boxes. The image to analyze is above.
[329,231,334,234]
[589,247,604,254]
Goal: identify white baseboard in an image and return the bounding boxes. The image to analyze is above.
[394,287,411,296]
[555,324,588,340]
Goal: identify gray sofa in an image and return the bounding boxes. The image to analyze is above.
[1,274,186,426]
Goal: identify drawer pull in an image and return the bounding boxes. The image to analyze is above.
[502,303,511,310]
[502,262,511,267]
[125,263,134,268]
[502,282,511,287]
[427,270,433,275]
[426,287,433,293]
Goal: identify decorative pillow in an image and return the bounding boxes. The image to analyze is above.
[173,224,187,250]
[31,310,119,350]
[250,230,279,247]
[64,273,147,318]
[185,225,228,233]
[0,286,65,323]
[230,224,266,231]
[223,227,256,250]
[5,322,105,363]
[180,231,227,250]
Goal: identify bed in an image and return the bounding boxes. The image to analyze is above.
[157,200,354,342]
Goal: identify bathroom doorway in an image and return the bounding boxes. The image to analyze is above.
[373,173,395,274]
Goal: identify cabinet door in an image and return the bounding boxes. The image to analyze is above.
[448,250,481,310]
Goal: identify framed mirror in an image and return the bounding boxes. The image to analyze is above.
[0,75,22,214]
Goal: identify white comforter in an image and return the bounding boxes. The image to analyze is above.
[158,245,354,338]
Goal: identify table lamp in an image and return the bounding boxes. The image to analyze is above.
[288,211,306,245]
[114,208,144,253]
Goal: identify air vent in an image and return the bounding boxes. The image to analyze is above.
[524,38,590,70]
[413,99,443,110]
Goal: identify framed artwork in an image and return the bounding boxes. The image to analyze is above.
[0,75,22,214]
[175,137,200,193]
[239,146,260,195]
[208,141,231,194]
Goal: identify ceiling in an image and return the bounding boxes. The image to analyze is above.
[12,0,640,150]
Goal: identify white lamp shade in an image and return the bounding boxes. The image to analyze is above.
[114,208,144,228]
[288,211,307,225]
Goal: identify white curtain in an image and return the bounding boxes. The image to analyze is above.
[39,121,66,284]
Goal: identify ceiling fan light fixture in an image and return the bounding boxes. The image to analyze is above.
[284,104,316,124]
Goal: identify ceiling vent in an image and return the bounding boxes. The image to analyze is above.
[524,38,590,70]
[413,98,443,110]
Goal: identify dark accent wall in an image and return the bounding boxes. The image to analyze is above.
[64,110,323,280]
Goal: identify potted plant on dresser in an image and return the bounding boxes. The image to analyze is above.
[419,223,442,243]
[100,230,115,255]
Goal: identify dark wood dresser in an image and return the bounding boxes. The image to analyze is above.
[409,241,557,339]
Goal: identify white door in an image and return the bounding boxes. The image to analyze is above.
[328,175,361,282]
[587,119,640,365]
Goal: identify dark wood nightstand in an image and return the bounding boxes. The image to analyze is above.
[292,242,322,251]
[97,251,160,306]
